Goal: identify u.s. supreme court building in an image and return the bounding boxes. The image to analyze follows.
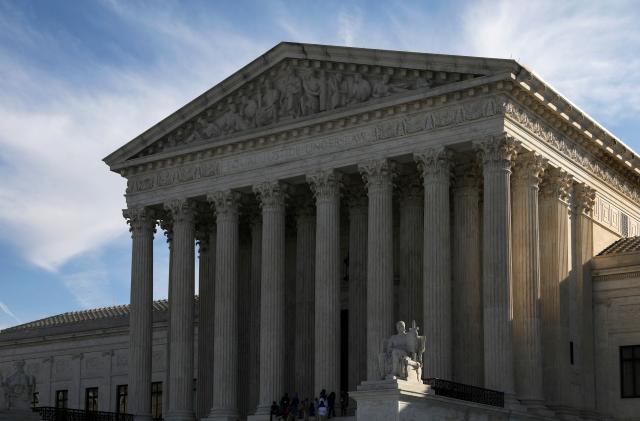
[2,43,640,421]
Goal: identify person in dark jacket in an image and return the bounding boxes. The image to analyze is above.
[270,401,280,421]
[327,391,336,419]
[339,391,348,416]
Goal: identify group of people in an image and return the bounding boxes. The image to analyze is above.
[270,390,349,420]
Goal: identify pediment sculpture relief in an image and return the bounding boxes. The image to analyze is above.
[132,60,478,159]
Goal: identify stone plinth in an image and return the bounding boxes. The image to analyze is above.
[351,379,557,421]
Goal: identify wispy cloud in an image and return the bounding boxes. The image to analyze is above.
[0,301,21,324]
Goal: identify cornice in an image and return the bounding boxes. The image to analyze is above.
[509,73,640,172]
[104,43,518,167]
[124,92,507,196]
[114,74,511,174]
[504,99,640,203]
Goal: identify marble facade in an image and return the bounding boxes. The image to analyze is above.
[104,43,640,421]
[1,43,640,421]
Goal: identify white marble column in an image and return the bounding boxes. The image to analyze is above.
[415,147,452,380]
[307,170,342,395]
[196,220,216,420]
[125,207,155,421]
[205,191,241,421]
[164,199,196,421]
[346,183,367,391]
[248,212,262,413]
[294,197,316,400]
[397,176,423,328]
[511,152,546,407]
[539,168,572,407]
[473,134,518,398]
[358,159,394,381]
[252,181,287,417]
[159,217,174,417]
[452,162,483,387]
[573,182,597,416]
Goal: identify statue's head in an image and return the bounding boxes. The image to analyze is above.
[396,320,406,334]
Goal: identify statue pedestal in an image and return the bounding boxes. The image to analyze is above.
[351,379,559,421]
[0,409,41,421]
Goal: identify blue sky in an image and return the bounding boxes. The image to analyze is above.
[1,0,639,329]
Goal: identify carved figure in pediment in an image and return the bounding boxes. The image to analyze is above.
[371,74,409,99]
[414,76,433,89]
[242,94,259,128]
[185,116,220,143]
[348,73,372,104]
[258,79,280,126]
[217,103,246,135]
[279,65,303,118]
[301,69,322,116]
[327,72,348,110]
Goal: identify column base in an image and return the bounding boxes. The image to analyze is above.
[202,409,241,421]
[520,399,555,418]
[246,404,272,421]
[164,410,196,421]
[133,415,153,421]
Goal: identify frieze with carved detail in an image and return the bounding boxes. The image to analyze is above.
[505,102,640,203]
[126,96,504,194]
[131,59,482,159]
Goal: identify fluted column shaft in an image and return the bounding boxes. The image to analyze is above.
[164,199,196,421]
[347,188,368,390]
[196,223,216,419]
[205,191,241,420]
[415,148,452,380]
[125,208,155,421]
[474,135,517,396]
[511,153,546,404]
[452,165,483,386]
[573,183,597,413]
[295,201,316,399]
[398,178,423,327]
[359,159,394,381]
[248,216,262,413]
[254,182,287,415]
[539,168,571,406]
[308,170,341,395]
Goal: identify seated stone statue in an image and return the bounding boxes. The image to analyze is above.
[1,361,35,411]
[378,320,426,383]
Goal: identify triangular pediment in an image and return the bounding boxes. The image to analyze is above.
[104,43,519,168]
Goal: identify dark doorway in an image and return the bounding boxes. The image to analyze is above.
[341,309,349,393]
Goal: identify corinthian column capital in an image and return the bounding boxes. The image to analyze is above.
[473,133,519,169]
[358,159,395,191]
[307,170,342,202]
[163,198,196,224]
[512,152,547,187]
[573,182,596,215]
[540,167,573,201]
[414,146,453,179]
[207,190,242,217]
[123,207,156,236]
[253,181,287,209]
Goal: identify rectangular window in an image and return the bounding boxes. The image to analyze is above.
[151,381,162,419]
[31,392,39,409]
[85,387,99,411]
[116,385,128,414]
[55,390,68,409]
[621,345,640,398]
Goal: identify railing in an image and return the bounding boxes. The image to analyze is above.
[423,378,504,408]
[34,407,134,421]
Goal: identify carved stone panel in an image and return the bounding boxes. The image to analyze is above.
[130,59,481,159]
